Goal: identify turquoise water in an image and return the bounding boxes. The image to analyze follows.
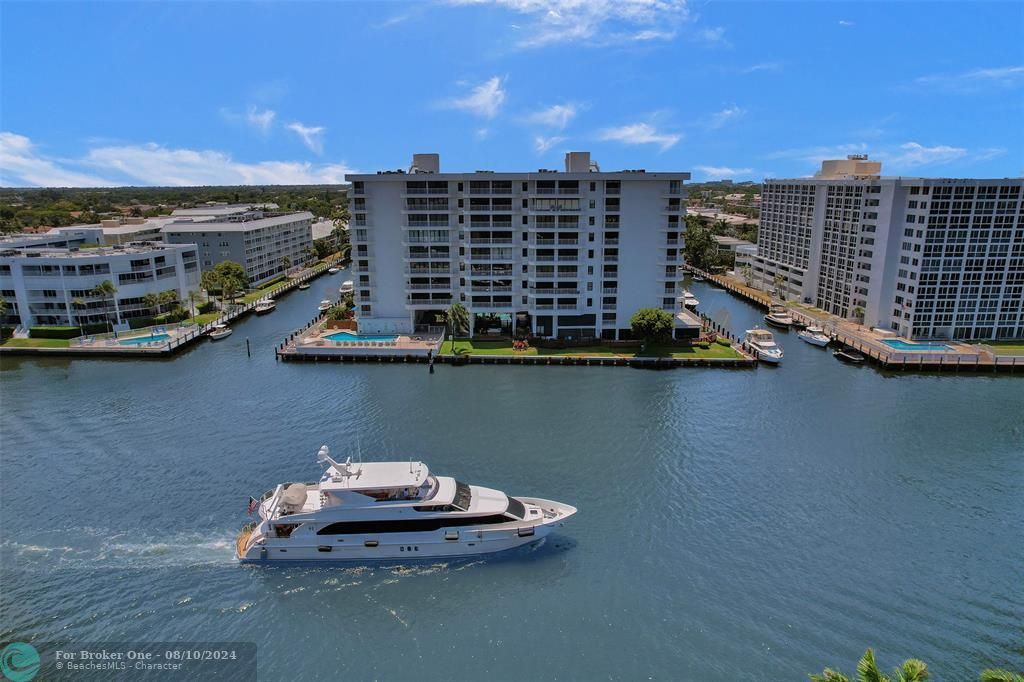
[2,269,1022,680]
[325,331,399,343]
[882,339,952,351]
[117,333,171,345]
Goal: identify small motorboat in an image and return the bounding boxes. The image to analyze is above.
[318,299,333,312]
[255,299,276,315]
[339,280,354,295]
[208,323,233,340]
[744,327,783,364]
[834,349,866,364]
[691,275,705,282]
[764,304,794,328]
[298,282,311,290]
[797,326,831,347]
[327,267,340,274]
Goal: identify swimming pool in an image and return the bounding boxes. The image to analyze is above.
[881,339,951,352]
[324,331,399,343]
[118,333,171,346]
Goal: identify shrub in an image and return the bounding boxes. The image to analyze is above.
[30,325,106,339]
[630,307,674,344]
[716,337,732,347]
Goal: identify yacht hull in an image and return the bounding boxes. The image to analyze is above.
[235,497,576,564]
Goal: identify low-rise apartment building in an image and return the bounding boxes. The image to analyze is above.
[748,156,1023,340]
[0,239,200,329]
[346,152,699,339]
[162,209,314,286]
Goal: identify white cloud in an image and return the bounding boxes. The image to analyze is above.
[695,165,754,179]
[708,105,746,129]
[527,103,578,129]
[697,26,728,45]
[838,19,855,27]
[475,128,491,140]
[598,122,680,151]
[886,142,967,168]
[246,107,276,135]
[0,132,116,187]
[913,65,1024,92]
[739,62,781,74]
[442,76,506,119]
[451,0,689,49]
[286,122,326,154]
[0,131,356,187]
[534,135,567,153]
[763,143,870,164]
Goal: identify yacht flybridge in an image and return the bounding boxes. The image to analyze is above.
[235,446,577,563]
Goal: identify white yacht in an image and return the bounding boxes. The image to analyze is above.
[764,304,794,328]
[208,323,233,340]
[797,325,831,347]
[744,327,784,363]
[318,299,333,312]
[327,267,340,274]
[680,291,699,309]
[254,299,276,314]
[235,446,577,563]
[339,280,354,295]
[298,282,311,290]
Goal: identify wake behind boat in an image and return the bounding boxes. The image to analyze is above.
[235,446,577,563]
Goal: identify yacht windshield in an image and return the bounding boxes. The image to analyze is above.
[453,481,472,511]
[505,497,526,520]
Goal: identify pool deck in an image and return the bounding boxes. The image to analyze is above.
[684,264,1024,373]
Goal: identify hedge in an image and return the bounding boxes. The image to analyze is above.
[30,324,107,339]
[127,307,190,329]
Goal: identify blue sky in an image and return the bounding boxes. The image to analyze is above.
[1,0,1022,187]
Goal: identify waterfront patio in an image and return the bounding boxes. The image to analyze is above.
[69,323,196,352]
[292,324,445,357]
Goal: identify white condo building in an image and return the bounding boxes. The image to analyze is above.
[346,152,699,340]
[747,156,1023,340]
[0,236,200,329]
[162,209,314,286]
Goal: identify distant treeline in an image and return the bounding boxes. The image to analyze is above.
[0,185,349,233]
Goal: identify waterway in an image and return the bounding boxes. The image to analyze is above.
[1,270,1022,680]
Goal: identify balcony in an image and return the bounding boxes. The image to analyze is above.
[405,283,452,291]
[534,303,554,310]
[602,287,618,294]
[404,236,451,244]
[528,287,579,295]
[603,255,619,263]
[404,266,450,275]
[470,285,513,293]
[602,304,617,311]
[603,238,619,245]
[469,238,513,245]
[406,296,452,306]
[557,303,578,310]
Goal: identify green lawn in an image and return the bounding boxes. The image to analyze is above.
[184,312,221,326]
[1,338,71,348]
[438,339,742,360]
[975,341,1024,356]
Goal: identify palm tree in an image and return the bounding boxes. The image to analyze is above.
[445,302,469,354]
[159,289,178,315]
[91,280,118,333]
[773,272,787,301]
[980,670,1024,682]
[810,648,929,682]
[187,288,201,323]
[71,297,86,337]
[200,270,220,308]
[280,255,292,273]
[143,292,161,316]
[0,294,7,321]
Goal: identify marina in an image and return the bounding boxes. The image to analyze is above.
[2,267,1020,680]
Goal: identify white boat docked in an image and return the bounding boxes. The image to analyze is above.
[318,299,333,312]
[298,282,311,290]
[254,299,276,315]
[339,280,354,295]
[208,323,233,340]
[744,327,784,363]
[235,446,577,563]
[327,267,340,274]
[691,275,705,282]
[678,291,699,309]
[764,304,794,328]
[797,325,831,347]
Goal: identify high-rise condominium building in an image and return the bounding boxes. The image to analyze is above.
[346,152,699,340]
[747,156,1023,340]
[162,209,314,286]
